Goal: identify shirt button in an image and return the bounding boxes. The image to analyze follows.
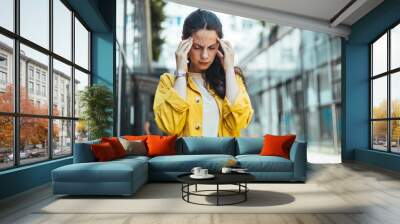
[195,124,201,129]
[195,97,200,103]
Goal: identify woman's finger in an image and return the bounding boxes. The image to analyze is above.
[178,37,192,50]
[178,38,192,54]
[182,38,193,54]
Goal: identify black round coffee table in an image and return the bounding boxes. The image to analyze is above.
[177,172,255,206]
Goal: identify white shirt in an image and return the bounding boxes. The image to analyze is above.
[191,75,220,137]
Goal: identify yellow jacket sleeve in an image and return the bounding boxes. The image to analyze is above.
[153,73,189,135]
[222,74,254,132]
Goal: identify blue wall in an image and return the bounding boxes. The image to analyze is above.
[343,0,400,171]
[0,0,116,200]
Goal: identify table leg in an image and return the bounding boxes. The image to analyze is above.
[245,183,247,201]
[217,184,219,206]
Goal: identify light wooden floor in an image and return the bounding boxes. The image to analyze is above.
[1,162,400,224]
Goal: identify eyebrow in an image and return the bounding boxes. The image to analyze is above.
[193,43,218,48]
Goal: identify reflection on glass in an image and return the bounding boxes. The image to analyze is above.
[53,59,72,117]
[20,117,49,165]
[20,44,49,115]
[372,121,387,151]
[75,120,88,143]
[20,0,49,49]
[0,34,14,112]
[0,0,14,31]
[391,24,400,70]
[74,18,89,70]
[53,0,72,60]
[74,69,89,118]
[0,116,13,170]
[391,72,400,118]
[53,119,72,158]
[372,77,387,119]
[372,33,387,76]
[391,120,400,153]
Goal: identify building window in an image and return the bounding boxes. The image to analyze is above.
[42,85,46,97]
[0,71,6,85]
[28,81,34,93]
[28,67,34,80]
[36,83,40,95]
[0,0,91,170]
[0,55,7,67]
[370,23,400,154]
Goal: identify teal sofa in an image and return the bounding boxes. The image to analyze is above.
[52,137,307,196]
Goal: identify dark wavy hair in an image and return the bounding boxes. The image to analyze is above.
[182,9,246,99]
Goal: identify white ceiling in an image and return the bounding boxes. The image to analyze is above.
[166,0,384,38]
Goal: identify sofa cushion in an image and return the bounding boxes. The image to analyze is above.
[179,137,235,155]
[73,139,100,163]
[52,159,147,183]
[148,154,235,172]
[236,155,293,172]
[235,137,263,155]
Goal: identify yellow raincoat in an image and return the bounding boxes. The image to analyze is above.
[153,73,253,137]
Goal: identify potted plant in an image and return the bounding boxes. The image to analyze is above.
[79,84,113,140]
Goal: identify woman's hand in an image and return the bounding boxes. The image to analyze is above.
[175,37,193,72]
[217,38,235,73]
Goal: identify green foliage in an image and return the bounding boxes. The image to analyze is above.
[150,0,166,61]
[79,84,113,140]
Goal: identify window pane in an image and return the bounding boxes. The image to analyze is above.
[0,35,14,112]
[74,69,89,118]
[372,121,388,151]
[372,33,387,76]
[75,18,89,70]
[20,117,49,165]
[53,59,72,117]
[75,120,88,143]
[372,77,387,119]
[53,119,72,158]
[0,116,13,170]
[391,72,400,118]
[0,0,14,31]
[20,44,49,115]
[391,24,400,70]
[391,120,400,153]
[20,0,49,49]
[53,0,72,60]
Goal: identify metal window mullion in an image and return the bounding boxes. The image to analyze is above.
[71,11,76,156]
[13,0,20,167]
[370,45,373,149]
[48,0,53,160]
[387,30,391,152]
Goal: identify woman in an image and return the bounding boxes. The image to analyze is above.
[153,9,253,137]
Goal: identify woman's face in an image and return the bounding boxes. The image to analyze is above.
[188,29,219,72]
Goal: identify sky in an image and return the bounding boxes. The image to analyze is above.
[0,0,89,71]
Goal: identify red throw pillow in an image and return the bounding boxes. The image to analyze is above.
[101,137,127,158]
[91,142,117,161]
[260,134,296,159]
[146,135,177,157]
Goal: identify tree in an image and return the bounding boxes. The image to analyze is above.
[150,0,166,61]
[372,99,400,143]
[0,84,59,151]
